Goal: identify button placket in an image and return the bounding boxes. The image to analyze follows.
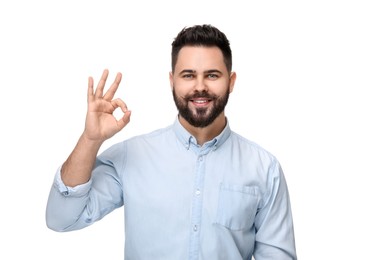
[188,152,207,259]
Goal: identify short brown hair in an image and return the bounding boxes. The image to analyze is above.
[171,24,232,73]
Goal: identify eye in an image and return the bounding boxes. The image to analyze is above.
[182,74,194,79]
[207,73,219,79]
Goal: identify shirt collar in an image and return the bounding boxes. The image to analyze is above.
[173,116,231,150]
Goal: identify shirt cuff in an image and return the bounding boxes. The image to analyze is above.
[53,167,92,197]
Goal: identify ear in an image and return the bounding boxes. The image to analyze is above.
[169,72,174,90]
[229,72,237,93]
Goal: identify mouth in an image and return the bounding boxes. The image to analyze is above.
[190,97,212,107]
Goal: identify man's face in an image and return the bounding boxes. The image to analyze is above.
[170,46,236,128]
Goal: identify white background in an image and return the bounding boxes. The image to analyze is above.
[1,0,366,259]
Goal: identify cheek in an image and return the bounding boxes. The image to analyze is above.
[210,81,230,95]
[172,86,186,99]
[173,81,194,95]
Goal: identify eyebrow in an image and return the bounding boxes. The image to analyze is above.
[179,69,195,75]
[206,69,222,75]
[178,69,223,75]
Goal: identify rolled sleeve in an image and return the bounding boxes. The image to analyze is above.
[46,167,92,232]
[53,167,92,197]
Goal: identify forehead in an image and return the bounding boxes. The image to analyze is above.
[175,46,226,72]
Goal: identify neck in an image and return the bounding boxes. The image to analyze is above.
[178,113,226,145]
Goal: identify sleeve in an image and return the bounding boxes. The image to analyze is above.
[45,143,125,232]
[253,160,297,259]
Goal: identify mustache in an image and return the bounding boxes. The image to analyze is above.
[184,91,218,100]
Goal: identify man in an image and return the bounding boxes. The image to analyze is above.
[46,24,297,259]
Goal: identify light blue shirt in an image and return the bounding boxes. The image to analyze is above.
[46,118,297,259]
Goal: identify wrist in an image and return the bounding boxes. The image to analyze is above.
[80,132,104,149]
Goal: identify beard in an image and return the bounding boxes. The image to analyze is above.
[172,86,230,128]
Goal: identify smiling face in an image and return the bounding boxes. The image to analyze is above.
[170,46,236,128]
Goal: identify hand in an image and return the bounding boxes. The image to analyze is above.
[83,69,131,142]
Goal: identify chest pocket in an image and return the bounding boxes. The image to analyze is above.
[215,183,259,231]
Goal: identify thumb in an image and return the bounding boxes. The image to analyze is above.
[117,110,131,130]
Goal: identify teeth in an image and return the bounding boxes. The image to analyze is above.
[193,99,208,103]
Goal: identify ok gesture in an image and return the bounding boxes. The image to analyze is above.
[84,69,131,142]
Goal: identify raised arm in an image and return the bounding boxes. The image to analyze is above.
[61,69,131,187]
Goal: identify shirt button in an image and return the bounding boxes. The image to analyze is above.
[195,189,201,196]
[193,225,198,232]
[199,156,203,161]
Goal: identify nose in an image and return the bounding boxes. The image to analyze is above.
[194,76,208,92]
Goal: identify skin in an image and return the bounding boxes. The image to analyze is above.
[61,46,236,187]
[170,46,236,145]
[61,70,131,187]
